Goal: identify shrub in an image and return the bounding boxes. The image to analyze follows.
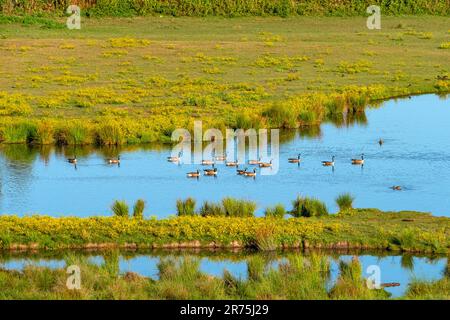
[264,204,286,218]
[176,198,197,216]
[335,193,355,212]
[133,199,145,219]
[291,196,328,217]
[111,200,129,218]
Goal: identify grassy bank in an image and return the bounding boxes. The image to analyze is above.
[0,252,448,299]
[0,209,448,253]
[0,16,449,145]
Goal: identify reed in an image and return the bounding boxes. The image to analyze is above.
[133,199,145,220]
[176,198,196,216]
[264,204,286,219]
[111,200,129,218]
[291,196,328,217]
[335,193,355,212]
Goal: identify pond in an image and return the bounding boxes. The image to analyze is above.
[0,94,449,217]
[0,250,446,298]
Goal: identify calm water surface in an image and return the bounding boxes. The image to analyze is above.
[0,94,449,217]
[0,251,446,298]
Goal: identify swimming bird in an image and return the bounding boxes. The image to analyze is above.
[167,152,182,162]
[322,156,335,166]
[225,160,238,167]
[378,139,384,146]
[288,154,301,163]
[259,159,273,168]
[244,168,257,177]
[351,154,365,165]
[391,186,402,191]
[236,165,247,175]
[107,156,120,164]
[67,156,77,164]
[248,157,261,165]
[187,169,200,178]
[203,167,218,176]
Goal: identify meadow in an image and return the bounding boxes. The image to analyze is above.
[0,15,449,144]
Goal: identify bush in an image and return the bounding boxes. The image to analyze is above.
[133,199,145,219]
[111,200,129,218]
[264,204,286,218]
[176,198,197,216]
[291,196,328,217]
[335,193,355,212]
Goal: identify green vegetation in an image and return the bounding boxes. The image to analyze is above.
[0,252,447,300]
[0,16,448,145]
[111,200,129,218]
[132,199,145,220]
[1,0,449,17]
[0,209,448,253]
[264,204,286,218]
[291,196,329,217]
[336,193,355,212]
[176,198,197,216]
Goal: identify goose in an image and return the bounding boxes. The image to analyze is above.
[248,157,261,165]
[322,156,335,166]
[236,165,248,175]
[167,152,182,162]
[187,169,200,178]
[225,160,239,167]
[391,186,402,191]
[67,156,77,164]
[288,154,301,163]
[244,168,257,177]
[107,156,120,164]
[351,154,365,165]
[259,159,273,168]
[204,168,218,176]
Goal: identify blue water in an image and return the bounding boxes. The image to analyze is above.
[0,252,446,298]
[0,94,449,217]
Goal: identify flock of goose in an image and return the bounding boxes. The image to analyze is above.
[167,152,369,179]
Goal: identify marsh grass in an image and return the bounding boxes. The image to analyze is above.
[222,198,256,217]
[176,198,196,216]
[264,204,286,218]
[133,199,145,220]
[336,193,355,212]
[291,196,328,217]
[111,200,129,218]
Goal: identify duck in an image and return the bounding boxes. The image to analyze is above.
[351,154,365,165]
[203,168,218,176]
[236,165,247,175]
[259,159,273,168]
[167,152,182,162]
[322,156,335,166]
[201,159,215,166]
[288,154,301,163]
[248,157,261,165]
[244,168,257,177]
[107,156,120,164]
[391,186,402,191]
[187,169,200,178]
[67,156,77,164]
[225,160,239,167]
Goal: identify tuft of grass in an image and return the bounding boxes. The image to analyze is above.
[133,199,145,220]
[199,201,225,217]
[176,198,197,216]
[291,196,328,217]
[335,193,355,212]
[111,200,129,218]
[222,198,256,217]
[264,204,286,218]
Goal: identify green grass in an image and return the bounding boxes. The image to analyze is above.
[0,16,448,145]
[176,198,197,216]
[291,196,329,217]
[336,193,355,212]
[111,200,129,218]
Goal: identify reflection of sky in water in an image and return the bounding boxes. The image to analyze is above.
[0,94,449,217]
[0,254,446,298]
